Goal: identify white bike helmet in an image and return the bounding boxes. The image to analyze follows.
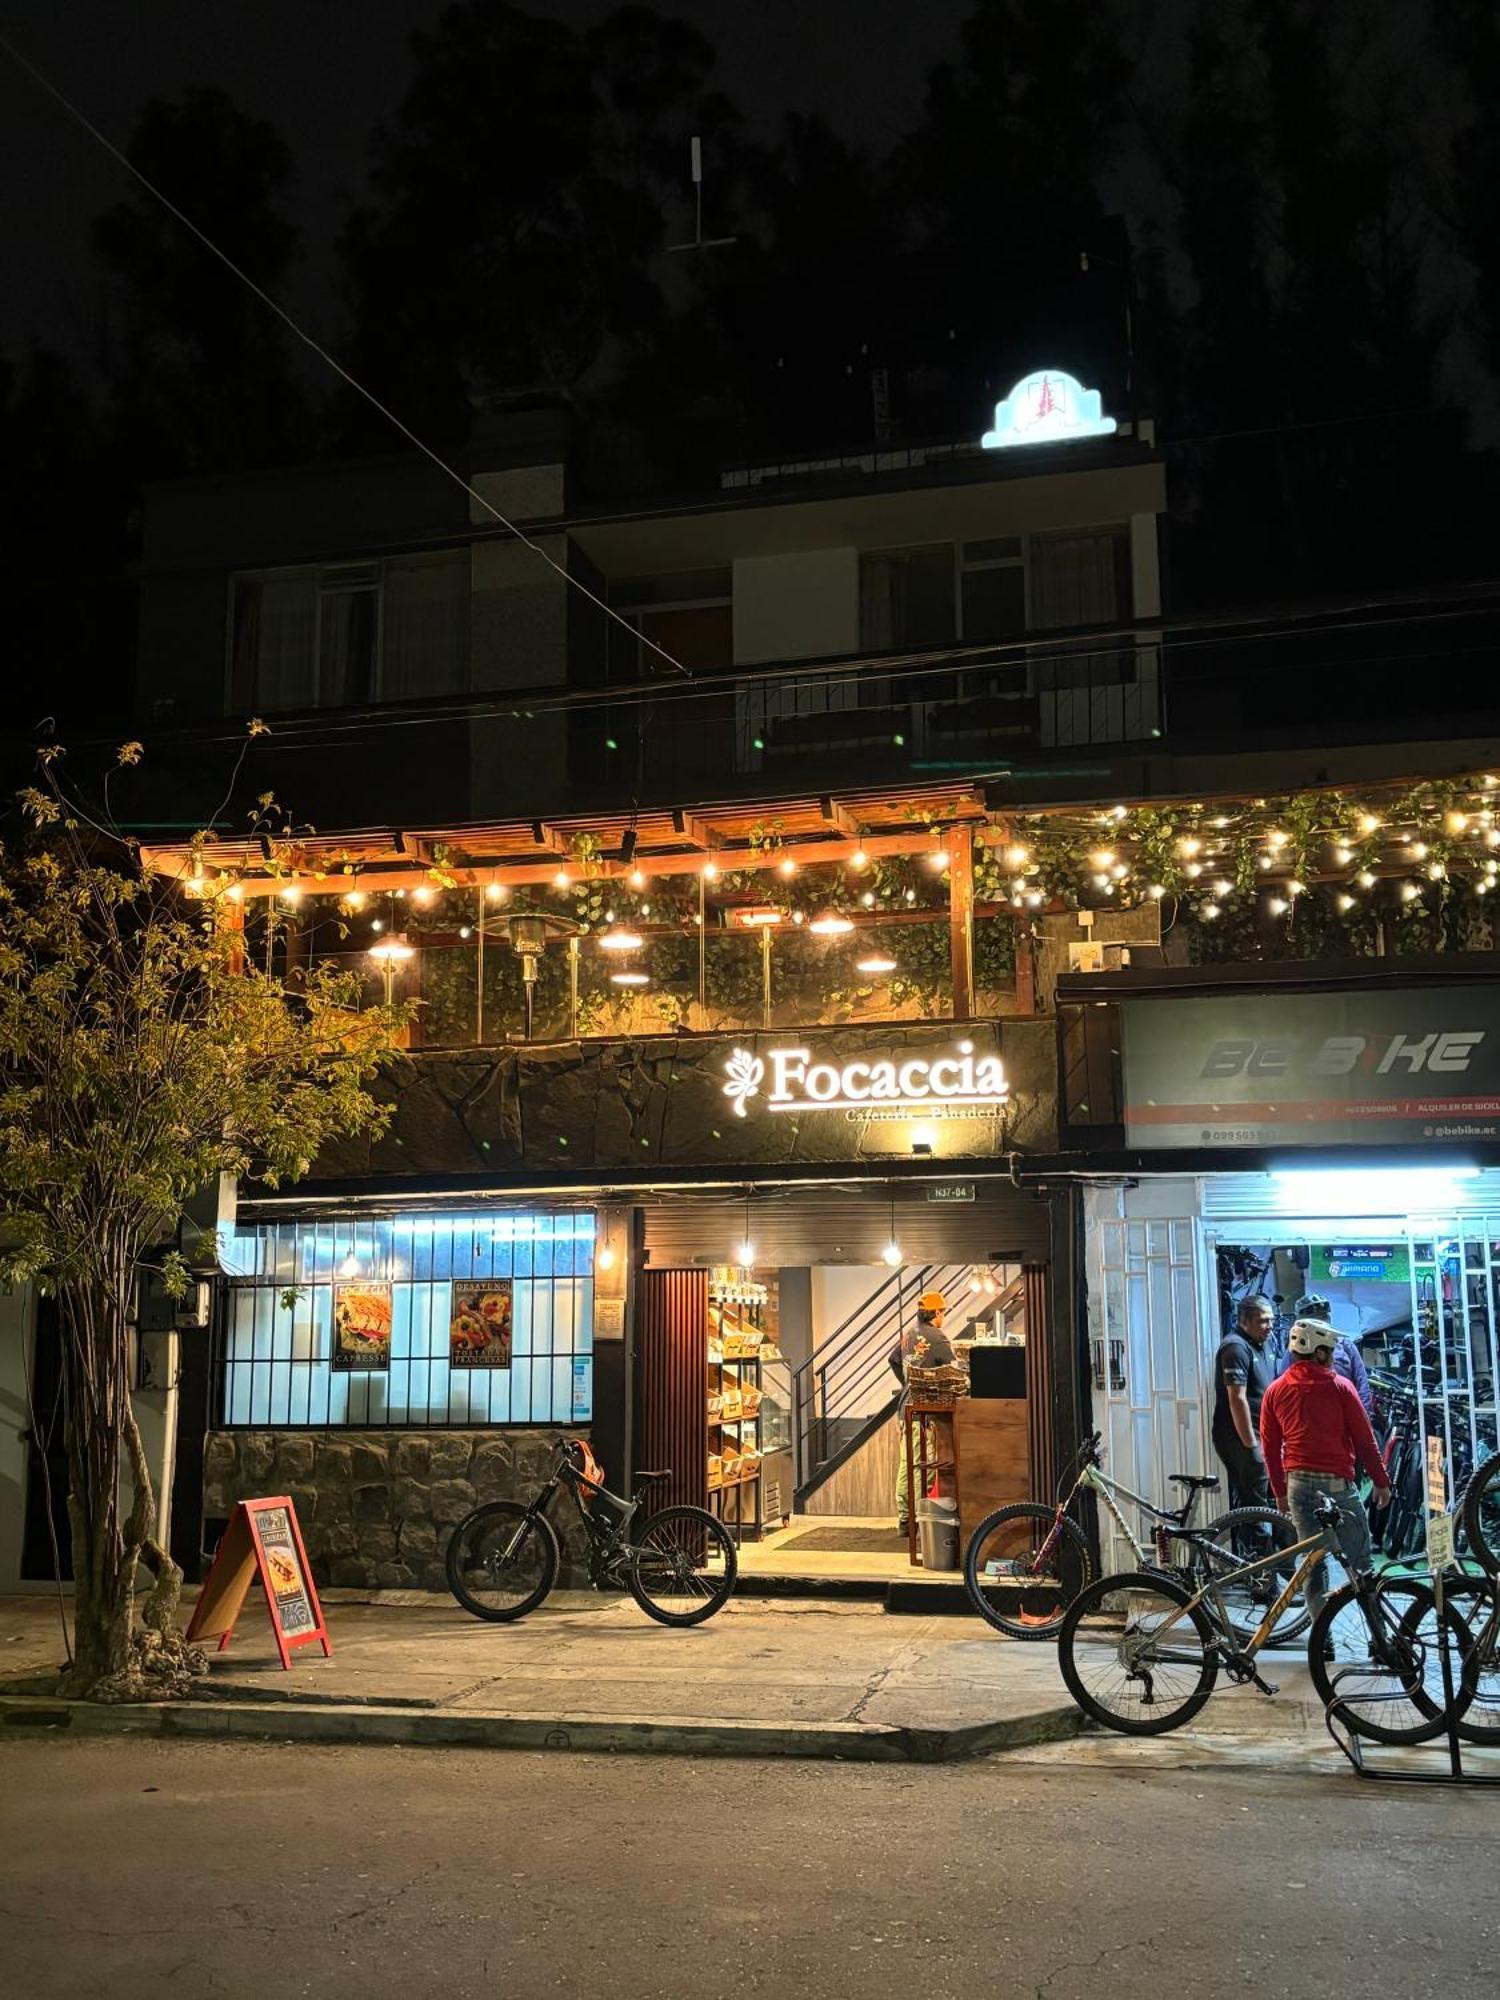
[1287,1317,1339,1357]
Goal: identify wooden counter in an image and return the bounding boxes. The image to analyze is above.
[954,1398,1030,1553]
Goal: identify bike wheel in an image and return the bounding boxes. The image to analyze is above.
[446,1502,560,1622]
[628,1506,738,1627]
[963,1503,1092,1640]
[1197,1507,1310,1647]
[1306,1576,1468,1744]
[1058,1570,1219,1736]
[1440,1579,1500,1745]
[1461,1453,1500,1578]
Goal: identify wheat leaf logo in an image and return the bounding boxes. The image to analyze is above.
[723,1047,764,1117]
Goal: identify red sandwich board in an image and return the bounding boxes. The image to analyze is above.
[185,1496,332,1670]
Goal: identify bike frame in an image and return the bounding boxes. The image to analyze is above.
[1034,1445,1222,1572]
[1137,1516,1356,1663]
[521,1450,642,1584]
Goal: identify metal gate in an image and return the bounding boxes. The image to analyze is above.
[1082,1187,1211,1568]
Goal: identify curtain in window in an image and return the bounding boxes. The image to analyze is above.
[380,552,471,700]
[238,575,317,711]
[1029,531,1124,630]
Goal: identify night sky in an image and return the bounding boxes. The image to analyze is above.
[0,0,969,364]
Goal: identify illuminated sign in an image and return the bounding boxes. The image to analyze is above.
[981,370,1116,449]
[723,1042,1009,1117]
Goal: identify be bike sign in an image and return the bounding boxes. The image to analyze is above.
[1121,987,1500,1149]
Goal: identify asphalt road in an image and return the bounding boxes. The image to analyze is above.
[0,1735,1495,1998]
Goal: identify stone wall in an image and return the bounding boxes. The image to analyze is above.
[201,1428,591,1591]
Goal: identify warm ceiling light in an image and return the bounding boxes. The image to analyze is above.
[856,954,897,974]
[1090,848,1115,870]
[369,933,415,962]
[1356,870,1376,889]
[1357,813,1382,836]
[610,970,650,987]
[486,881,506,902]
[1005,844,1029,869]
[279,883,302,905]
[701,861,719,880]
[553,869,570,889]
[1446,810,1469,835]
[411,884,434,906]
[881,1239,902,1268]
[599,928,644,951]
[629,868,647,888]
[735,1239,755,1267]
[927,846,950,871]
[850,848,869,869]
[809,911,854,935]
[777,857,797,877]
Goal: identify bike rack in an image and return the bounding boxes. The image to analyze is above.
[1323,1575,1500,1789]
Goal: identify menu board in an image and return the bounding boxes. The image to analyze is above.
[185,1496,332,1670]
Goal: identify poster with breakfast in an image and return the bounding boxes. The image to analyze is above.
[184,1496,331,1671]
[449,1280,514,1368]
[332,1279,392,1370]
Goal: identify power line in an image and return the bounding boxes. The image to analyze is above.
[0,28,691,682]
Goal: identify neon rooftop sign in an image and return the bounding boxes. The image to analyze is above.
[723,1043,1009,1117]
[981,370,1116,449]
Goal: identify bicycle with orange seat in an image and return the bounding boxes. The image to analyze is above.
[446,1437,737,1627]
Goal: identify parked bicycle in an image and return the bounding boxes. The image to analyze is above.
[446,1437,737,1627]
[963,1430,1303,1644]
[1057,1493,1469,1741]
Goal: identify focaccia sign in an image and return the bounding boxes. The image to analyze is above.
[185,1495,331,1671]
[724,1039,1009,1120]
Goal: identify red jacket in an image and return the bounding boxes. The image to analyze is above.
[1260,1359,1388,1496]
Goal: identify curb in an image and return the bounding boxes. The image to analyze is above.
[0,1691,1088,1765]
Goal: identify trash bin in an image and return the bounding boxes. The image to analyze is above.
[918,1496,959,1571]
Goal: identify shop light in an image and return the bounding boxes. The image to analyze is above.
[369,934,416,962]
[701,861,719,880]
[856,954,897,974]
[599,927,644,951]
[609,970,650,987]
[850,848,869,870]
[778,857,797,878]
[735,1238,755,1268]
[486,881,507,902]
[553,869,571,889]
[882,1239,903,1267]
[338,1254,361,1277]
[927,846,950,872]
[412,885,434,906]
[809,911,854,935]
[596,1244,617,1271]
[1271,1166,1479,1217]
[629,868,647,888]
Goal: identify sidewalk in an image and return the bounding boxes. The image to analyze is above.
[0,1590,1094,1763]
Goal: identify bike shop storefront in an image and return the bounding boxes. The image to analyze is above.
[1066,971,1500,1567]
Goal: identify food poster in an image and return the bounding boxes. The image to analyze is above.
[252,1504,317,1637]
[449,1279,514,1369]
[331,1280,393,1371]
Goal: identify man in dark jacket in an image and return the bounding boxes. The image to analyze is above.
[1212,1296,1279,1512]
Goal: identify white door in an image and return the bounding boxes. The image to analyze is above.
[1083,1188,1212,1568]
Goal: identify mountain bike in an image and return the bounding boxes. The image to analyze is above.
[1057,1494,1470,1741]
[446,1437,737,1628]
[1461,1448,1500,1576]
[963,1430,1303,1644]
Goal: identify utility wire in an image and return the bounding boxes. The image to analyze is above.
[0,29,691,681]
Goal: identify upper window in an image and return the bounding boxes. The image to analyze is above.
[607,569,732,681]
[858,529,1129,651]
[229,551,470,713]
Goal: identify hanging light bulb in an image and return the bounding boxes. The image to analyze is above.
[778,857,797,877]
[338,1254,361,1278]
[343,889,366,912]
[1005,844,1029,869]
[1178,836,1201,857]
[1287,879,1305,898]
[411,884,434,907]
[1446,810,1469,835]
[1266,829,1288,850]
[1213,879,1233,896]
[701,860,719,881]
[610,970,650,987]
[860,890,875,908]
[279,882,302,905]
[596,1244,617,1271]
[1336,892,1356,912]
[1428,861,1447,880]
[809,911,854,935]
[1267,896,1288,917]
[1202,901,1221,920]
[629,868,647,888]
[1257,854,1272,871]
[1400,882,1421,902]
[1147,883,1166,899]
[1332,845,1353,866]
[1358,812,1382,836]
[882,1238,902,1267]
[553,868,570,889]
[458,925,472,940]
[1356,870,1376,889]
[1408,840,1428,860]
[486,881,507,902]
[599,927,644,951]
[1091,873,1110,890]
[856,953,898,974]
[927,845,951,871]
[1090,848,1115,870]
[1184,861,1203,879]
[850,847,869,870]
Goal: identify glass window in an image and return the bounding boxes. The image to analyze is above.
[960,563,1026,643]
[381,551,471,701]
[217,1210,597,1428]
[1028,528,1129,629]
[859,545,956,650]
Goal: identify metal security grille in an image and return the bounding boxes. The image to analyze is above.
[217,1210,595,1429]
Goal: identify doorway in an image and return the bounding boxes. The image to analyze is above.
[21,1298,71,1582]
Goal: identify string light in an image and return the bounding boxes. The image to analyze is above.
[860,891,875,908]
[1213,879,1233,897]
[1428,861,1446,880]
[1267,896,1288,916]
[1332,845,1353,866]
[1147,883,1166,899]
[1202,901,1221,920]
[279,883,302,905]
[1005,844,1029,869]
[701,861,719,880]
[1358,813,1382,835]
[1401,882,1421,902]
[1356,870,1376,889]
[778,857,797,878]
[628,868,646,888]
[927,846,951,871]
[1446,810,1469,835]
[1336,893,1356,912]
[1183,862,1203,879]
[486,881,507,902]
[850,848,869,870]
[411,884,434,906]
[1178,836,1201,856]
[1266,830,1288,850]
[1090,848,1115,870]
[1287,879,1305,898]
[553,869,570,889]
[1408,840,1428,860]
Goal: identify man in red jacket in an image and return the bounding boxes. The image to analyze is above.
[1260,1318,1393,1623]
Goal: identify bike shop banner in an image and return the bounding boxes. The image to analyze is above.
[1121,987,1500,1148]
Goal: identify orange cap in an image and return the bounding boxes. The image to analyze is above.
[918,1290,947,1314]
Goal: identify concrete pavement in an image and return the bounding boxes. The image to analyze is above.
[0,1591,1092,1762]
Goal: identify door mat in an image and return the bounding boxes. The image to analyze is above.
[783,1526,910,1553]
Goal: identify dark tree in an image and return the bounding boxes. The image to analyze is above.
[92,89,312,476]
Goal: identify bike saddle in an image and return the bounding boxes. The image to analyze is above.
[1169,1474,1221,1491]
[634,1469,672,1484]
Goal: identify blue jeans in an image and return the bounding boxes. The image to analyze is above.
[1286,1471,1373,1620]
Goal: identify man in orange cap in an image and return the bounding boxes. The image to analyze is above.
[890,1290,953,1534]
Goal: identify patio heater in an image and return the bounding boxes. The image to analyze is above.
[500,909,584,1040]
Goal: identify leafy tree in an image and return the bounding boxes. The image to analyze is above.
[0,739,406,1699]
[92,89,312,475]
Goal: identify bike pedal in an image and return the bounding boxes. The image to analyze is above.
[1251,1673,1280,1697]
